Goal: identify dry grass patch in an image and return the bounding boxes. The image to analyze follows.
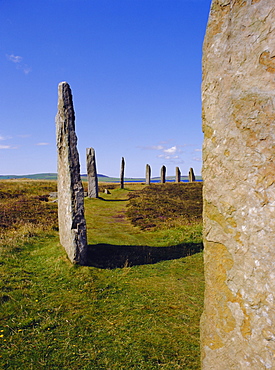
[0,180,58,231]
[126,182,202,230]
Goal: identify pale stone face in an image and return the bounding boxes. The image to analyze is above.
[161,165,166,183]
[175,166,181,183]
[56,82,87,264]
[201,1,275,369]
[120,157,125,189]
[86,147,99,198]
[189,168,195,182]
[146,164,151,185]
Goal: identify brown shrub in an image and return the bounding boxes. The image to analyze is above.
[126,183,203,230]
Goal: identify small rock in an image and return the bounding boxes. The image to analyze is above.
[49,192,58,198]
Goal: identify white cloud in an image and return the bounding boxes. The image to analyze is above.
[0,144,18,149]
[153,145,164,150]
[192,157,202,162]
[0,135,13,141]
[0,145,12,149]
[138,145,164,150]
[6,54,31,74]
[164,146,177,154]
[36,142,49,146]
[158,154,170,159]
[23,66,32,75]
[139,142,185,162]
[195,148,202,152]
[6,54,22,63]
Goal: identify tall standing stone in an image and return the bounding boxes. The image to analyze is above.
[120,157,125,189]
[146,164,151,185]
[201,1,275,369]
[86,147,98,198]
[160,165,166,184]
[56,82,87,264]
[188,167,195,182]
[175,167,181,183]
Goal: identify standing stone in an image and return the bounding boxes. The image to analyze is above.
[188,168,195,182]
[56,82,87,264]
[175,167,181,183]
[120,157,125,189]
[146,164,151,185]
[160,165,166,183]
[86,147,98,198]
[201,2,275,369]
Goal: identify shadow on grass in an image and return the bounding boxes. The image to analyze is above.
[84,243,203,269]
[97,197,128,202]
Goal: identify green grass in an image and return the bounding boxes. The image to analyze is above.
[0,181,204,369]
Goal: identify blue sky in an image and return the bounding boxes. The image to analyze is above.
[1,0,211,178]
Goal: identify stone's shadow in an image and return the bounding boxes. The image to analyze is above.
[84,243,203,269]
[97,197,128,202]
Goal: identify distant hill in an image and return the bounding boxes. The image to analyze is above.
[0,173,58,180]
[0,173,108,181]
[0,173,202,182]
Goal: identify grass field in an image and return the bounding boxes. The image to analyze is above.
[0,180,204,369]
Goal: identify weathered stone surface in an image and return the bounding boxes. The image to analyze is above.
[146,164,151,185]
[56,81,87,264]
[188,168,195,182]
[175,167,181,183]
[160,165,166,184]
[120,157,125,189]
[201,2,275,369]
[86,147,98,198]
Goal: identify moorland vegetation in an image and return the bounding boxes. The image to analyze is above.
[0,180,204,369]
